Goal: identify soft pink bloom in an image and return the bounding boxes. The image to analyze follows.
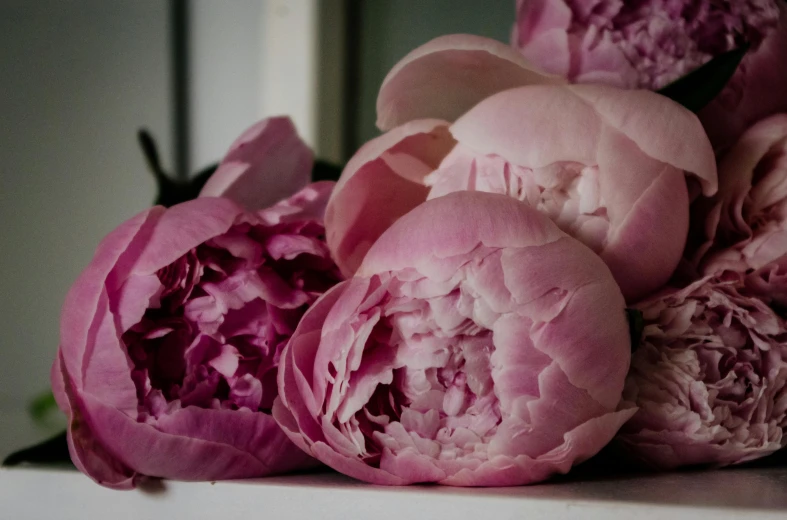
[52,182,341,489]
[275,191,634,486]
[699,4,787,150]
[328,84,717,301]
[618,271,787,469]
[512,0,780,90]
[200,116,313,210]
[691,114,787,275]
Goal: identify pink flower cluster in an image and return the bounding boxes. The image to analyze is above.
[52,1,787,491]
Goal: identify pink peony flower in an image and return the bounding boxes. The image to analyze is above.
[52,116,341,489]
[691,114,787,275]
[512,0,780,90]
[275,191,635,486]
[618,271,787,469]
[328,84,716,301]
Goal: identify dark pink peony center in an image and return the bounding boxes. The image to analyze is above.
[123,220,340,420]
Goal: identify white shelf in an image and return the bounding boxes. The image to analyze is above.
[2,466,786,519]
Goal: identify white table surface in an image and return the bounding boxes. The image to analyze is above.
[2,465,786,520]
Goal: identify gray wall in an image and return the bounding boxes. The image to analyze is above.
[0,0,171,455]
[353,1,514,149]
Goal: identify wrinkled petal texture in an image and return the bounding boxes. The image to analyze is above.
[52,187,342,488]
[376,34,562,131]
[619,271,787,469]
[513,0,781,93]
[325,120,457,276]
[699,3,787,150]
[276,192,633,486]
[694,114,787,275]
[200,117,313,211]
[426,84,716,302]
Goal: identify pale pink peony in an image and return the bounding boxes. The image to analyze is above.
[618,271,787,469]
[512,0,780,90]
[275,191,635,486]
[52,117,340,489]
[328,84,716,301]
[692,114,787,275]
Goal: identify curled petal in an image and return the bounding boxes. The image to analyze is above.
[200,117,313,210]
[695,114,787,274]
[326,120,455,276]
[376,34,560,131]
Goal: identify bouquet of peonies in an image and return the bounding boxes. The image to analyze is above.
[50,1,787,489]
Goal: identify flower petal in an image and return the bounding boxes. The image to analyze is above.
[200,117,313,210]
[376,34,560,131]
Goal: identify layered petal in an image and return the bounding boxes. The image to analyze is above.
[277,192,631,486]
[426,84,716,301]
[619,272,787,469]
[693,114,787,274]
[325,120,456,276]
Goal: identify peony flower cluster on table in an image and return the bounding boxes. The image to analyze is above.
[50,0,787,489]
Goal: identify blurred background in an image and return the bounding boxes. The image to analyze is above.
[0,0,511,458]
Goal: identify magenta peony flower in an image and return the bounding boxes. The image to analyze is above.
[275,191,635,486]
[52,115,341,489]
[512,0,780,91]
[52,186,340,488]
[692,114,787,275]
[329,84,716,301]
[618,271,787,469]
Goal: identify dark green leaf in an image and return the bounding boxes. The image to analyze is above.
[312,159,343,182]
[139,129,215,208]
[2,431,73,468]
[626,308,645,353]
[657,45,749,113]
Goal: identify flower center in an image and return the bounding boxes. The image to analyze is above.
[123,221,339,421]
[331,272,503,467]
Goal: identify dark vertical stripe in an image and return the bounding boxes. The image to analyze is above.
[342,0,363,162]
[170,0,190,180]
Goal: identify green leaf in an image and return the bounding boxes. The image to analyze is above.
[139,130,215,208]
[657,45,749,113]
[626,308,645,353]
[28,391,58,423]
[2,431,73,468]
